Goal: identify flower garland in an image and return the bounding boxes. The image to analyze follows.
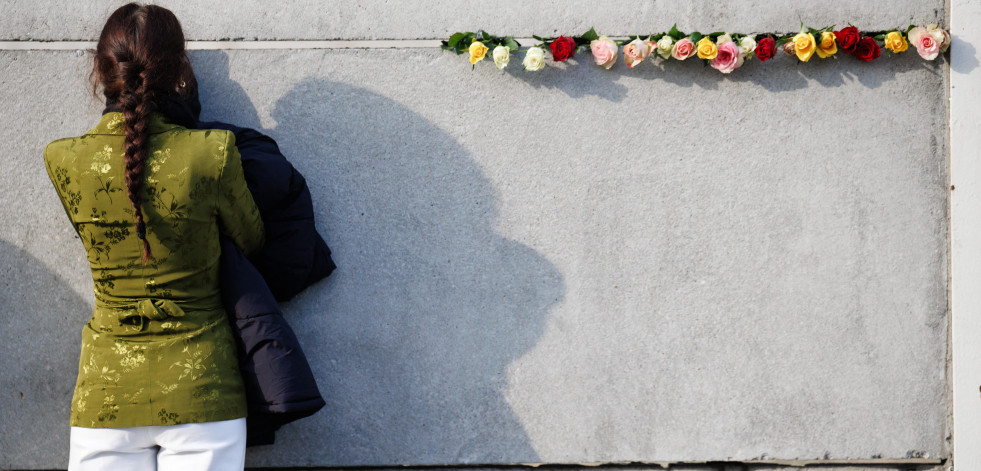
[441,24,950,74]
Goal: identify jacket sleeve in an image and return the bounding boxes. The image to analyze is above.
[217,131,265,255]
[42,140,76,224]
[201,120,336,301]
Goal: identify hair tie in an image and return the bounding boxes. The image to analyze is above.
[136,221,147,240]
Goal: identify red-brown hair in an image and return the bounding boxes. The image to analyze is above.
[90,3,196,262]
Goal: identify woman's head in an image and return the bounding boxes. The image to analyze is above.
[91,3,195,104]
[92,3,196,262]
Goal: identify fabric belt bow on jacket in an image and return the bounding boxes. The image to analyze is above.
[118,299,186,330]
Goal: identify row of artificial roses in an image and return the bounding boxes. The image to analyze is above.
[443,25,950,74]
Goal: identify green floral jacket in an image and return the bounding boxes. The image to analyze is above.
[44,111,265,428]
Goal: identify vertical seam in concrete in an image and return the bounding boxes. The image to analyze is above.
[945,0,954,465]
[950,1,981,469]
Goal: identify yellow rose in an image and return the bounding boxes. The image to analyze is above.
[469,41,489,65]
[794,32,816,62]
[696,37,718,59]
[884,31,909,53]
[816,31,837,58]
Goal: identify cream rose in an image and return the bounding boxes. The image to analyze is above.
[926,24,951,52]
[522,46,545,71]
[656,36,674,59]
[739,35,757,59]
[492,46,510,69]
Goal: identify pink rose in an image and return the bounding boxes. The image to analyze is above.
[623,38,650,68]
[590,36,618,69]
[710,41,744,74]
[671,38,695,60]
[909,26,940,60]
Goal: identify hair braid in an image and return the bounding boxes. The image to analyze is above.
[91,3,195,262]
[121,65,155,262]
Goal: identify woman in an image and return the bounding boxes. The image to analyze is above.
[43,4,263,470]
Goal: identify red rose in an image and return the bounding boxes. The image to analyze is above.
[550,36,576,62]
[835,26,861,54]
[755,37,776,62]
[855,36,881,61]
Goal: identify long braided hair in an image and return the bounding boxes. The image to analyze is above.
[90,3,196,262]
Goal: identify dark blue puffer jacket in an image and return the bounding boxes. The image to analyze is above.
[218,235,327,447]
[200,119,336,301]
[202,118,334,447]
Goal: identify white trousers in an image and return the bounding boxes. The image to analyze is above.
[68,418,246,471]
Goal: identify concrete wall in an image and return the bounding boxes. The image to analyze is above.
[0,1,950,469]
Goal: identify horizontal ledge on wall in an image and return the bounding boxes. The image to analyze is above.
[0,39,455,50]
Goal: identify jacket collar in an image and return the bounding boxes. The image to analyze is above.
[86,111,185,136]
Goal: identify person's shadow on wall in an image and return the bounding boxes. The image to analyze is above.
[193,51,565,466]
[0,239,89,467]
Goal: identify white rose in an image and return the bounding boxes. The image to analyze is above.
[716,33,733,45]
[522,46,545,71]
[926,24,951,52]
[739,35,757,59]
[492,46,510,70]
[656,36,674,59]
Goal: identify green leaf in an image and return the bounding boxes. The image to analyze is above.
[447,32,466,48]
[668,23,684,40]
[580,27,599,42]
[689,32,703,44]
[504,37,521,51]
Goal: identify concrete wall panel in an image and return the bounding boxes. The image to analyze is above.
[0,43,948,468]
[1,1,947,41]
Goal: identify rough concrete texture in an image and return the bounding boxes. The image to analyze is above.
[0,42,948,468]
[1,0,946,40]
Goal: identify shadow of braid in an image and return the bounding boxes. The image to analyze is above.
[120,63,155,262]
